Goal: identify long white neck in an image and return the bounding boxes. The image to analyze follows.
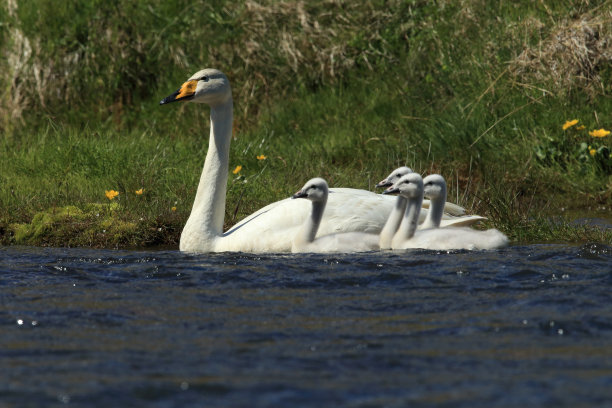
[180,99,233,251]
[379,195,407,249]
[421,186,446,229]
[392,193,423,248]
[292,199,326,251]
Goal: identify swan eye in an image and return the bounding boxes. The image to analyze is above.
[200,76,209,82]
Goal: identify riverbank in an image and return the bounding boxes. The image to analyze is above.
[1,1,610,248]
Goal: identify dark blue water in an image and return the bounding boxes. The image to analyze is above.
[1,244,611,407]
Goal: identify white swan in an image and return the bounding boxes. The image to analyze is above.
[291,178,379,253]
[160,69,483,253]
[387,174,509,250]
[419,174,486,230]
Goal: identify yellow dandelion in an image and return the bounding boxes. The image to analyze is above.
[589,147,596,157]
[232,165,242,174]
[135,188,145,195]
[589,128,610,138]
[256,154,267,161]
[105,190,119,200]
[576,125,585,130]
[562,119,579,130]
[171,206,177,212]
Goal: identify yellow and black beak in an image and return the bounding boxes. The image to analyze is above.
[159,80,197,105]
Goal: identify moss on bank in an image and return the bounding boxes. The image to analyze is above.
[6,203,178,248]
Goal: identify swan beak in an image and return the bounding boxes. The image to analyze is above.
[375,179,391,188]
[292,190,308,199]
[159,80,197,105]
[382,186,399,195]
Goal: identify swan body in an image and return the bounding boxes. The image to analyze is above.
[389,174,509,251]
[291,178,379,253]
[160,68,485,253]
[396,227,509,250]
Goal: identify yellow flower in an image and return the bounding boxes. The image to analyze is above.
[589,128,610,138]
[171,206,177,212]
[576,125,585,130]
[232,165,242,174]
[589,147,596,157]
[105,190,119,200]
[562,119,579,130]
[135,188,145,195]
[256,154,267,160]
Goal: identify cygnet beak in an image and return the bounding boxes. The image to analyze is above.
[382,186,399,195]
[292,190,308,199]
[375,179,392,189]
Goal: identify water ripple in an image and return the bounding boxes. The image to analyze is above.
[1,244,611,407]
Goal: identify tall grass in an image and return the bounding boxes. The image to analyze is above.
[1,0,611,247]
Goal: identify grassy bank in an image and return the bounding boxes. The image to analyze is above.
[1,0,611,248]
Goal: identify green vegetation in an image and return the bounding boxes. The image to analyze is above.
[1,0,611,248]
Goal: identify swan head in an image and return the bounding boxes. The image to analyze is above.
[159,68,232,107]
[292,178,329,202]
[375,166,413,188]
[382,173,423,199]
[423,174,446,200]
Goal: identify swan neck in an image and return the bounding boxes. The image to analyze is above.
[182,98,233,247]
[423,187,446,229]
[393,194,423,245]
[379,195,407,249]
[294,199,326,249]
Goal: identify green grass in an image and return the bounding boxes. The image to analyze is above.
[1,0,611,247]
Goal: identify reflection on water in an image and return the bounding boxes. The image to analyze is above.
[1,244,611,407]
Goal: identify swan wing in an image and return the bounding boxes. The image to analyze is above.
[332,188,467,216]
[437,215,487,228]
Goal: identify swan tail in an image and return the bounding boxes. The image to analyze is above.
[439,215,487,228]
[442,201,467,216]
[482,229,510,249]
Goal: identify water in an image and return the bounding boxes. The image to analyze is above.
[1,244,611,407]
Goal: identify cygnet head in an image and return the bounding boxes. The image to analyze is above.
[423,174,446,200]
[382,173,423,199]
[292,178,329,202]
[160,68,231,107]
[375,166,413,188]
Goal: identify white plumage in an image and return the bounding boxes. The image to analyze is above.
[397,227,510,250]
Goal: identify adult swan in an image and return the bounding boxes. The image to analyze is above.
[160,69,475,253]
